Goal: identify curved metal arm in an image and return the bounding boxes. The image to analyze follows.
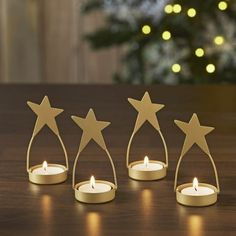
[158,130,168,167]
[126,130,136,168]
[26,134,35,171]
[126,129,168,168]
[57,134,69,170]
[26,133,69,172]
[174,153,220,193]
[72,148,117,190]
[105,148,118,188]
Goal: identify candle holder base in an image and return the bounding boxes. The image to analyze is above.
[28,164,68,184]
[74,180,116,204]
[176,183,218,207]
[128,160,167,181]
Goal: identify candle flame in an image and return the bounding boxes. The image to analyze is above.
[43,161,48,171]
[193,177,198,191]
[144,156,149,168]
[90,176,95,189]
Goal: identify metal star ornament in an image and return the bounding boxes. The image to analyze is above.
[174,113,214,157]
[72,109,111,152]
[128,91,165,133]
[27,96,64,136]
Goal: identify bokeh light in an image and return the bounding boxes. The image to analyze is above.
[172,64,181,73]
[187,8,197,17]
[142,25,151,35]
[195,48,205,57]
[162,31,171,40]
[206,64,216,73]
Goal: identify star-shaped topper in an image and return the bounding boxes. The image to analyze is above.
[27,96,63,136]
[72,109,110,153]
[174,113,214,157]
[128,91,165,133]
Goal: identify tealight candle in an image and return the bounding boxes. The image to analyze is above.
[78,176,111,194]
[176,177,218,207]
[74,176,116,204]
[128,156,167,181]
[29,161,68,185]
[132,156,164,171]
[181,178,214,196]
[32,161,65,175]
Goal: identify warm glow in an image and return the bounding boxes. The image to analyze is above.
[193,177,198,191]
[41,195,52,223]
[172,63,181,73]
[188,215,203,236]
[43,161,47,171]
[164,4,173,14]
[90,175,95,189]
[206,64,216,73]
[142,25,151,35]
[218,1,228,11]
[86,212,101,236]
[144,156,149,168]
[173,4,182,13]
[195,48,205,57]
[141,189,153,217]
[187,8,197,17]
[162,31,171,40]
[214,36,224,45]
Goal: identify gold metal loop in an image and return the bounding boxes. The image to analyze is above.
[126,128,168,168]
[26,133,69,172]
[174,152,220,193]
[72,147,117,190]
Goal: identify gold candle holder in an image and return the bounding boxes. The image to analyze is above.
[26,96,68,184]
[71,109,117,204]
[126,92,168,181]
[174,113,220,207]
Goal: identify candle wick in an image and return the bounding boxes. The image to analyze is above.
[194,187,197,191]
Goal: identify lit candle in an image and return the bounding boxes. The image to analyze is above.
[32,161,65,175]
[181,178,214,196]
[78,176,111,193]
[132,156,163,171]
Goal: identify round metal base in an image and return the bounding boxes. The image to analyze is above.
[176,183,218,207]
[128,160,167,181]
[28,164,68,185]
[74,180,116,204]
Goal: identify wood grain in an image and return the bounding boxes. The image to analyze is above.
[0,0,41,83]
[0,0,121,84]
[0,85,235,236]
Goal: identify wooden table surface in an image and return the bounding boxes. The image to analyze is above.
[0,85,235,236]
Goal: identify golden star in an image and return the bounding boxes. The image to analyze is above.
[27,96,63,136]
[128,91,164,132]
[72,109,110,152]
[174,113,214,156]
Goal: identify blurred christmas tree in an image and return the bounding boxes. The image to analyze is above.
[82,0,236,84]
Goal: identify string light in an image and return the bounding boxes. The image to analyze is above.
[142,25,151,35]
[165,4,173,14]
[173,4,182,13]
[218,1,228,11]
[214,36,224,45]
[172,64,181,73]
[195,48,205,57]
[187,8,197,17]
[206,64,216,73]
[162,31,171,40]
